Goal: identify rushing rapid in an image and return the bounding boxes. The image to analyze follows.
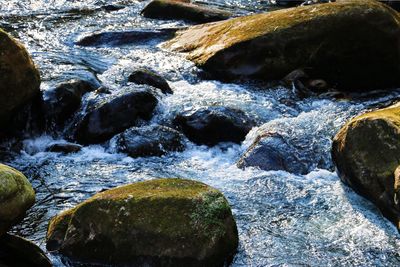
[2,0,400,266]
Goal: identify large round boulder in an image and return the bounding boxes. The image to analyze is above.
[164,0,400,91]
[0,29,40,125]
[46,178,238,266]
[0,164,35,236]
[174,106,255,146]
[332,103,400,228]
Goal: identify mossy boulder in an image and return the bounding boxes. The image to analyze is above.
[0,29,40,125]
[46,178,238,266]
[142,0,232,23]
[332,103,400,228]
[165,0,400,91]
[0,164,35,236]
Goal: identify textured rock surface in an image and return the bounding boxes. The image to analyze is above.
[0,164,35,236]
[165,0,400,91]
[0,29,40,126]
[47,178,238,266]
[332,103,400,228]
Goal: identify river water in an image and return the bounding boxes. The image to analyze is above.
[2,0,400,266]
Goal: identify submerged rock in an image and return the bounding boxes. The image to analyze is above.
[0,29,40,127]
[332,103,400,229]
[74,89,158,144]
[174,106,255,146]
[237,132,309,174]
[46,178,238,266]
[46,142,82,154]
[43,79,96,126]
[76,29,177,47]
[128,68,172,94]
[116,125,184,158]
[165,0,400,91]
[141,0,232,23]
[0,233,52,267]
[0,164,35,236]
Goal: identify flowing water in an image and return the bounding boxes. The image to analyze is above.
[2,0,400,266]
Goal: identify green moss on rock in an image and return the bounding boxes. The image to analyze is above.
[0,164,35,236]
[332,103,400,228]
[164,0,400,91]
[0,28,40,126]
[47,178,238,266]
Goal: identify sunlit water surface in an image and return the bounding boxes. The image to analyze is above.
[2,0,400,266]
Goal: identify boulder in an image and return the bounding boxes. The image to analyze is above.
[116,125,184,158]
[0,233,52,267]
[128,68,172,94]
[74,89,158,144]
[142,0,232,23]
[0,164,35,236]
[164,0,400,91]
[46,178,238,266]
[174,106,255,146]
[46,142,82,154]
[0,29,40,126]
[43,79,96,126]
[332,103,400,228]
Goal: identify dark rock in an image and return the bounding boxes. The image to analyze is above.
[75,29,177,47]
[237,132,309,174]
[43,79,97,126]
[101,4,125,11]
[332,103,400,229]
[46,142,82,154]
[116,125,184,157]
[165,0,400,91]
[46,178,238,267]
[0,233,52,267]
[174,106,255,146]
[141,0,232,23]
[128,68,172,94]
[74,89,158,144]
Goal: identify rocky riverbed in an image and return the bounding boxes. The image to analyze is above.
[2,0,400,266]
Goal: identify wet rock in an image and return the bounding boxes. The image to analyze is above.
[116,125,184,158]
[76,29,177,47]
[101,4,125,12]
[0,164,35,236]
[0,233,52,267]
[332,103,400,229]
[237,132,309,174]
[174,106,255,146]
[0,29,40,127]
[74,89,158,144]
[164,0,400,91]
[43,79,97,126]
[46,142,82,154]
[47,178,238,266]
[141,0,232,23]
[128,68,172,94]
